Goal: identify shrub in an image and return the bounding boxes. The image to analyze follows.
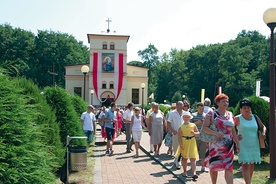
[16,78,64,170]
[43,87,85,146]
[0,73,56,183]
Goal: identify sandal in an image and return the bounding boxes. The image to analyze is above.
[192,174,198,180]
[182,173,188,177]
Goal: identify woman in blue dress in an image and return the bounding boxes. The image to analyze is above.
[234,98,267,184]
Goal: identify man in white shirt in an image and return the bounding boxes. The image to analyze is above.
[80,105,96,149]
[123,102,134,153]
[167,101,185,169]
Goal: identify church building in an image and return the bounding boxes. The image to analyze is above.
[65,33,148,107]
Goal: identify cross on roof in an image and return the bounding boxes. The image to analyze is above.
[106,18,112,33]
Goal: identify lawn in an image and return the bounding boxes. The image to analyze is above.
[233,154,276,184]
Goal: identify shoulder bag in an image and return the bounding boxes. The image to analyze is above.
[200,111,217,143]
[253,114,267,149]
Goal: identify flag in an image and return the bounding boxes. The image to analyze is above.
[201,89,205,103]
[149,93,154,99]
[92,52,124,102]
[218,86,222,94]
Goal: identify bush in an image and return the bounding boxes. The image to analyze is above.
[44,87,85,146]
[71,93,87,117]
[0,73,57,183]
[16,78,64,170]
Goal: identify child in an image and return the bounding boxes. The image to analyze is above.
[175,111,199,179]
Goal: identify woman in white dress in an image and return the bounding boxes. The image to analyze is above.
[130,107,146,157]
[148,103,167,155]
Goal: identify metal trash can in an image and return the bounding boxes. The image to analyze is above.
[69,145,87,171]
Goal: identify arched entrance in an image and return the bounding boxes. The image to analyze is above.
[100,91,115,107]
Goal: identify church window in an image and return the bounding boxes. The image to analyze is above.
[110,42,115,50]
[109,81,114,89]
[102,81,107,89]
[102,42,108,50]
[132,89,139,104]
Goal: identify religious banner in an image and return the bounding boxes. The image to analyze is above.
[102,53,114,72]
[92,52,124,102]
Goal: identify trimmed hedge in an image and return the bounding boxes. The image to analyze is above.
[0,74,57,183]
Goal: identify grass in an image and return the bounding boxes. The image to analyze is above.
[233,154,276,184]
[56,145,95,184]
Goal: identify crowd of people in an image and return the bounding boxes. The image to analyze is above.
[80,93,267,184]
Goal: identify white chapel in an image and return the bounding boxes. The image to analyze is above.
[64,33,148,107]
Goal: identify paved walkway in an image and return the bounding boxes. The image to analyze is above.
[93,125,245,184]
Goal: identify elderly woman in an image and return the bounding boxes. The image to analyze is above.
[202,93,239,184]
[234,98,266,184]
[148,103,167,155]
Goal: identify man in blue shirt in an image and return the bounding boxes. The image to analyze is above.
[104,102,117,155]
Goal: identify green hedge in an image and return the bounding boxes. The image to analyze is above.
[0,74,57,183]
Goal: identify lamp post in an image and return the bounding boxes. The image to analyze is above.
[141,83,146,115]
[81,65,89,101]
[263,8,276,179]
[90,90,94,105]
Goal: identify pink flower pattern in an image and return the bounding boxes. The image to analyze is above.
[204,110,235,171]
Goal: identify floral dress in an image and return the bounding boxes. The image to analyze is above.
[204,110,235,171]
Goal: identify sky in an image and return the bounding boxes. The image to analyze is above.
[1,0,276,62]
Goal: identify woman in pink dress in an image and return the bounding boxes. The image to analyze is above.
[202,93,240,184]
[99,107,107,142]
[116,108,123,136]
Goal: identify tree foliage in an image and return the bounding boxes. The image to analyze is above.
[0,24,89,87]
[137,30,271,108]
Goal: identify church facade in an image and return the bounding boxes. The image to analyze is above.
[65,33,148,107]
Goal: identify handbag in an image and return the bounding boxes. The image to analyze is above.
[200,111,217,143]
[253,114,267,149]
[164,133,172,147]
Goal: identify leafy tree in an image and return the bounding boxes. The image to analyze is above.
[137,44,159,69]
[138,44,160,95]
[171,91,182,103]
[0,24,35,76]
[0,71,56,183]
[127,60,145,67]
[0,24,90,87]
[27,30,89,87]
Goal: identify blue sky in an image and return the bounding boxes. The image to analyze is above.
[1,0,275,62]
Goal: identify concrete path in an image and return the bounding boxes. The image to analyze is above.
[93,126,245,184]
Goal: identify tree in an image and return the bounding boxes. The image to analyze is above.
[138,44,160,95]
[0,24,90,87]
[137,44,159,69]
[28,30,89,87]
[171,91,182,103]
[0,24,35,76]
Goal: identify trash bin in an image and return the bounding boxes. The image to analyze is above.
[69,145,87,171]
